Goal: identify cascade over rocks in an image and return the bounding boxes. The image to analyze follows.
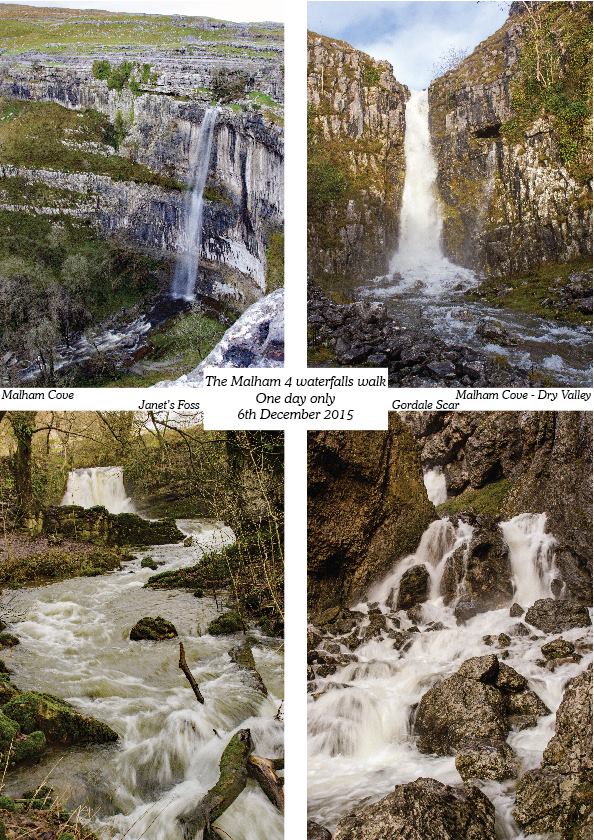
[333,778,497,840]
[307,417,435,615]
[514,666,593,838]
[525,598,592,634]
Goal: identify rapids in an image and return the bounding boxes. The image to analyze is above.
[307,510,592,838]
[2,470,283,840]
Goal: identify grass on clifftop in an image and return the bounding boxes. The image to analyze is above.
[0,97,183,190]
[0,6,282,54]
[466,257,592,327]
[437,478,513,518]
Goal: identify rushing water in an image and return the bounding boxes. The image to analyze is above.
[171,107,220,302]
[3,469,283,840]
[308,510,592,838]
[423,466,448,506]
[358,89,592,385]
[62,466,136,514]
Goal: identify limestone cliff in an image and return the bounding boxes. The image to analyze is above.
[307,32,408,288]
[405,411,593,602]
[429,1,592,277]
[0,6,284,308]
[307,416,435,617]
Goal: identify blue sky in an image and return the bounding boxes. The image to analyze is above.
[308,1,511,88]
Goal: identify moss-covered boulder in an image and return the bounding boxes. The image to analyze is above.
[129,616,178,641]
[0,709,46,766]
[43,505,183,547]
[0,635,18,650]
[140,556,158,570]
[208,611,244,635]
[0,676,18,704]
[2,692,118,746]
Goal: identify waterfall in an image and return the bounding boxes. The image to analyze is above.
[389,90,476,294]
[170,107,219,302]
[61,466,136,514]
[500,513,558,605]
[423,466,448,505]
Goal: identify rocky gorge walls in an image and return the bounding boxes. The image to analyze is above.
[0,9,284,308]
[428,1,592,278]
[307,32,408,287]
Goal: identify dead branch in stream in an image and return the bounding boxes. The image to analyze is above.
[177,729,284,839]
[178,642,204,704]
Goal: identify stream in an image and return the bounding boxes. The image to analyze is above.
[307,470,592,839]
[2,469,284,840]
[357,89,592,386]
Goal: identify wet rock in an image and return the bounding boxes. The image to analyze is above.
[415,673,508,754]
[525,599,591,634]
[395,564,430,610]
[183,536,193,547]
[2,691,118,745]
[333,777,497,840]
[455,737,519,781]
[511,622,530,637]
[514,666,592,838]
[229,641,267,695]
[510,603,524,617]
[140,556,158,570]
[130,616,178,641]
[453,598,481,623]
[494,662,528,693]
[541,638,576,660]
[207,610,244,635]
[44,505,184,546]
[0,635,18,650]
[497,633,511,647]
[307,821,332,840]
[457,654,499,684]
[426,621,446,632]
[506,689,550,718]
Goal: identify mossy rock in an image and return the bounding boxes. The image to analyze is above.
[0,661,10,674]
[0,634,19,650]
[0,797,16,813]
[208,611,244,635]
[0,676,18,704]
[140,557,158,570]
[44,506,183,548]
[129,616,178,641]
[0,710,20,748]
[0,819,5,840]
[2,692,118,746]
[12,730,46,764]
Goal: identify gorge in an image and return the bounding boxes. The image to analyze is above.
[0,5,284,386]
[307,2,592,387]
[307,413,592,839]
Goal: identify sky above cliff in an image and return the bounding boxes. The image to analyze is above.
[5,0,281,22]
[308,1,511,89]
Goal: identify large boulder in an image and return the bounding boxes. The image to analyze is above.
[44,505,184,547]
[129,616,178,641]
[455,738,518,781]
[525,599,591,634]
[307,822,332,840]
[2,691,118,745]
[395,565,430,610]
[333,778,497,840]
[208,611,244,635]
[514,666,592,838]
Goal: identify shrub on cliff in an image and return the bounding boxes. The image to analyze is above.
[91,59,111,81]
[211,68,252,102]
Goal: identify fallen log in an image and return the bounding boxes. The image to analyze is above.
[179,729,253,839]
[179,641,204,705]
[247,754,284,812]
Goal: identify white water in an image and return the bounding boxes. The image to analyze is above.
[389,90,476,294]
[501,513,559,606]
[423,466,448,505]
[2,514,283,840]
[61,466,136,514]
[308,513,592,838]
[171,107,219,302]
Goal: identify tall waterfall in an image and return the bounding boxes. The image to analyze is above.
[389,90,475,294]
[423,466,448,505]
[61,466,136,514]
[170,107,219,301]
[500,512,558,605]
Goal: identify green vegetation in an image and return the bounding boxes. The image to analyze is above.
[0,543,125,588]
[437,479,513,517]
[362,65,380,86]
[265,230,284,291]
[501,3,592,181]
[92,59,155,96]
[208,610,244,635]
[466,257,592,327]
[211,67,252,103]
[0,97,183,190]
[203,181,233,206]
[247,90,278,107]
[0,7,282,55]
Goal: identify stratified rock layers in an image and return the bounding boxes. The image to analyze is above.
[429,2,592,276]
[307,33,408,283]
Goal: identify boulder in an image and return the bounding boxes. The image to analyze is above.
[510,603,524,617]
[541,638,577,660]
[494,662,528,693]
[457,655,499,683]
[2,691,117,745]
[44,505,184,547]
[506,689,550,717]
[395,565,430,610]
[455,737,519,781]
[129,616,178,641]
[140,556,158,570]
[307,822,332,840]
[333,778,496,840]
[514,666,592,838]
[525,599,591,634]
[208,611,244,635]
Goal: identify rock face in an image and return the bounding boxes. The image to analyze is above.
[428,2,592,276]
[0,11,284,306]
[307,32,408,283]
[514,666,592,838]
[405,412,593,601]
[44,505,184,546]
[307,416,435,616]
[333,778,497,840]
